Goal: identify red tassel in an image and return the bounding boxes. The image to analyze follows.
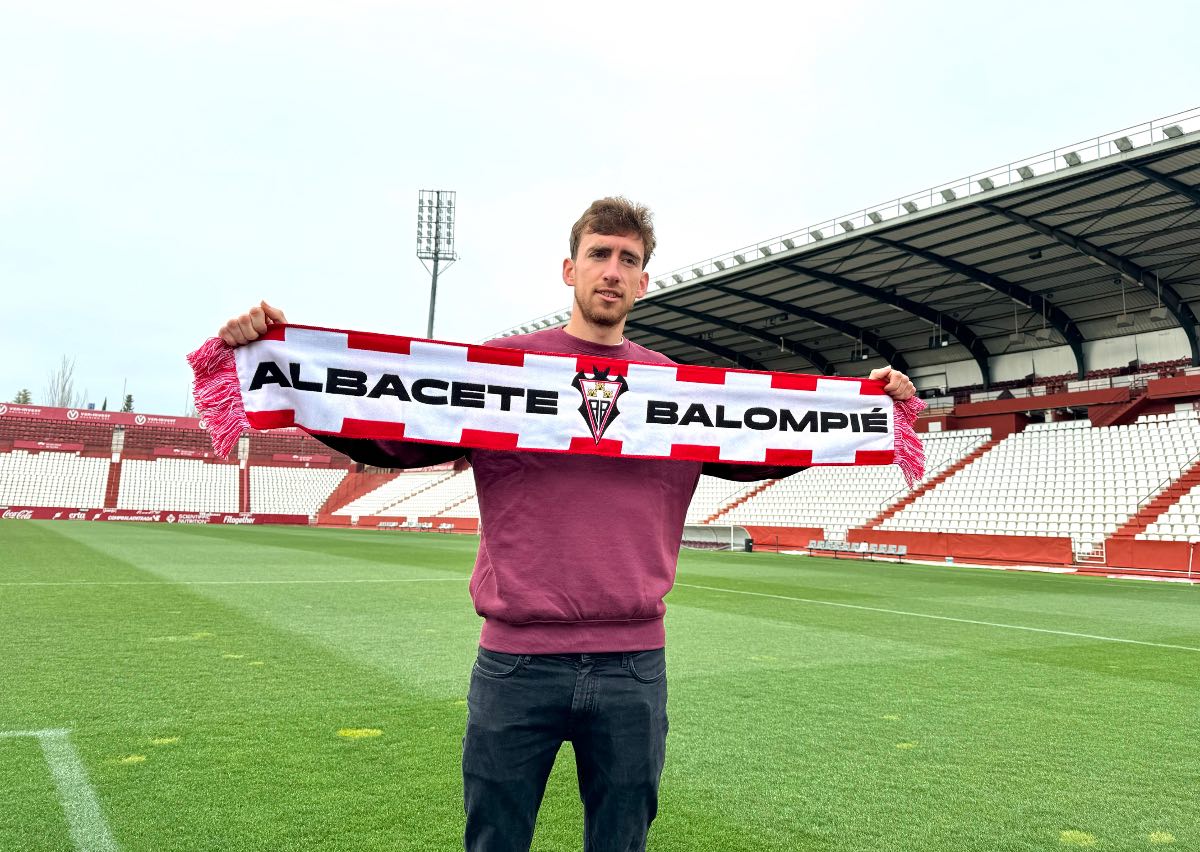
[892,395,927,489]
[186,337,248,458]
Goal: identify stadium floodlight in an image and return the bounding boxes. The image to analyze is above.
[1063,151,1082,167]
[867,211,883,224]
[692,268,704,279]
[555,313,568,323]
[1150,306,1170,322]
[1009,331,1027,343]
[977,177,995,191]
[714,259,726,271]
[734,254,747,265]
[654,279,667,290]
[1162,125,1183,139]
[759,245,773,256]
[782,238,796,250]
[1034,327,1053,342]
[940,188,957,202]
[809,230,824,241]
[1114,136,1134,152]
[840,220,855,232]
[416,190,459,338]
[1115,314,1135,329]
[672,273,685,284]
[1017,166,1035,180]
[902,201,919,214]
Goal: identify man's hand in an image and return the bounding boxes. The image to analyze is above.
[869,366,916,401]
[218,301,287,347]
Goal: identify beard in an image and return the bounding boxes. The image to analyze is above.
[574,289,631,327]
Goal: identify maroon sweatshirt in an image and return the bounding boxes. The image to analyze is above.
[319,328,800,653]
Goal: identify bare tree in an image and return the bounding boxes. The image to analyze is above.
[44,356,83,408]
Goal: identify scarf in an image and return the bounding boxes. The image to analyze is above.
[188,324,926,485]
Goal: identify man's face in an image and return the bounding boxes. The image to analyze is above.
[563,231,650,328]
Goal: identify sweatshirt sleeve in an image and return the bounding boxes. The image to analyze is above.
[314,435,465,470]
[701,463,807,482]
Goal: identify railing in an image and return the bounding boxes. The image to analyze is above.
[488,106,1200,340]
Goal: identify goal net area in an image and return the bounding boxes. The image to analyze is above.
[681,524,752,551]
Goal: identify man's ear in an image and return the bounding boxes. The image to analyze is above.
[563,258,576,287]
[635,271,649,299]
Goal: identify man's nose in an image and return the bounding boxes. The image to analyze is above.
[601,257,623,282]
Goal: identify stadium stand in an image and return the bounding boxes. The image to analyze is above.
[684,476,759,524]
[0,449,109,508]
[249,466,348,515]
[381,471,476,518]
[118,458,239,513]
[717,428,991,539]
[1141,483,1200,541]
[0,418,114,452]
[879,413,1200,555]
[334,469,459,517]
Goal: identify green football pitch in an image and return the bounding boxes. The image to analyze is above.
[1,520,1196,851]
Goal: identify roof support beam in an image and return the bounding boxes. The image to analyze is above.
[1125,163,1200,207]
[624,319,768,370]
[701,282,911,374]
[980,202,1200,366]
[873,236,1086,379]
[648,302,835,374]
[775,260,994,388]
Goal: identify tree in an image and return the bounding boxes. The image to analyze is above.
[122,394,134,413]
[101,397,108,411]
[44,356,83,408]
[13,389,32,404]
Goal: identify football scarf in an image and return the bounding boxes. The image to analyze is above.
[188,324,926,485]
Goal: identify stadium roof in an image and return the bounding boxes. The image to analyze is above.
[496,108,1200,389]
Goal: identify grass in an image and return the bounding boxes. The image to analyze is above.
[0,519,1196,851]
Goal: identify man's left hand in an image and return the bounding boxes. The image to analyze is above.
[869,366,916,401]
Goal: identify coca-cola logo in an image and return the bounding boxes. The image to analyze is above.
[67,409,79,420]
[2,509,34,520]
[134,414,146,425]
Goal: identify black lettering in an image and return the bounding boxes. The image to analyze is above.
[744,407,777,430]
[288,362,322,392]
[486,385,524,411]
[412,378,449,405]
[646,400,678,424]
[715,405,742,429]
[326,368,367,396]
[679,403,713,428]
[248,361,290,391]
[526,389,558,415]
[367,374,411,400]
[862,408,888,432]
[820,412,849,432]
[848,412,861,431]
[451,382,486,408]
[780,409,818,431]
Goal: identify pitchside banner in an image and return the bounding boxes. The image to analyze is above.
[190,324,924,483]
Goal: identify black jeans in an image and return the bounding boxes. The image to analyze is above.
[462,647,669,852]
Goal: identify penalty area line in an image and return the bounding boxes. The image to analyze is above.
[675,582,1200,653]
[0,729,119,852]
[0,577,467,587]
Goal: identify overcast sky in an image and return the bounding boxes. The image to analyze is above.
[3,0,1198,414]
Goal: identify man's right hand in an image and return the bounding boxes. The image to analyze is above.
[218,301,288,347]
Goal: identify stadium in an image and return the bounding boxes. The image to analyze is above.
[3,108,1199,850]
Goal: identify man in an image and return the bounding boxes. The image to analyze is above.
[218,197,915,851]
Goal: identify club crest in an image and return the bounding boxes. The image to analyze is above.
[572,366,628,444]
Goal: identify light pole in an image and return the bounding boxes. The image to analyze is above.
[416,190,459,338]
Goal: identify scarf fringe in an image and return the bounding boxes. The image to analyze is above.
[893,395,927,489]
[186,337,248,458]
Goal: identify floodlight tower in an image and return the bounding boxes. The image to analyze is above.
[416,190,459,338]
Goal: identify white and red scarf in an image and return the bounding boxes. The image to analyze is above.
[188,324,926,484]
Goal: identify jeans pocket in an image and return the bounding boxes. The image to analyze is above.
[473,647,526,678]
[627,648,667,684]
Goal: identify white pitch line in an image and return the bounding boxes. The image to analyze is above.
[676,582,1200,653]
[0,577,466,587]
[0,729,119,852]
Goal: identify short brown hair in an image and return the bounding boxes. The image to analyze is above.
[569,197,656,269]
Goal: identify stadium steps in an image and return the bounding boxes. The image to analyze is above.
[707,479,778,524]
[437,491,477,517]
[1109,456,1200,540]
[319,470,402,515]
[1089,387,1150,428]
[103,458,122,509]
[862,436,1003,529]
[239,465,250,513]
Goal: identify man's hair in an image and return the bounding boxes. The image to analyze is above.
[569,197,656,269]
